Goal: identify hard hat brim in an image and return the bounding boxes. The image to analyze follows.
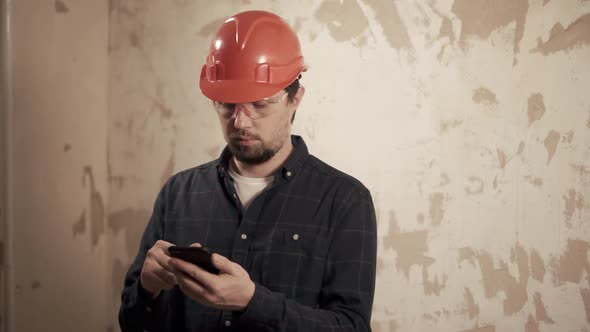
[200,78,290,104]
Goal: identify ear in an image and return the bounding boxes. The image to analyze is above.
[289,86,305,110]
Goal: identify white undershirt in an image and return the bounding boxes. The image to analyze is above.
[228,165,274,209]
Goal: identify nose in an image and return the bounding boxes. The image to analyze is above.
[232,104,252,129]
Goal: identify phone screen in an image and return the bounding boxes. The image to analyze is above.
[168,246,220,274]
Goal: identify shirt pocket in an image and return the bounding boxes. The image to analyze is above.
[261,228,327,298]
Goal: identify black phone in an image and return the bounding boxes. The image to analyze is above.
[168,246,220,274]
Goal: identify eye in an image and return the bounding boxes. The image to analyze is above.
[251,101,269,109]
[222,103,236,110]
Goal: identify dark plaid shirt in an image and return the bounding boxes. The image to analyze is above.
[119,136,377,332]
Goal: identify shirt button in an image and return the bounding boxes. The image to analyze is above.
[225,320,232,327]
[293,233,299,240]
[286,171,292,177]
[241,234,247,240]
[232,193,237,199]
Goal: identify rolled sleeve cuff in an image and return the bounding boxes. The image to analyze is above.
[234,283,283,328]
[135,279,159,311]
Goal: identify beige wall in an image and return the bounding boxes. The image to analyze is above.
[6,0,110,331]
[1,0,9,329]
[4,0,590,331]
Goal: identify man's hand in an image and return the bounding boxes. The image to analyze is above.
[140,240,178,298]
[169,243,255,311]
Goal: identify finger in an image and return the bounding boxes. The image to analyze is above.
[170,257,216,290]
[175,270,212,304]
[155,240,175,253]
[145,271,174,292]
[153,267,177,286]
[154,251,176,272]
[211,253,235,275]
[189,243,202,248]
[171,265,207,293]
[145,259,177,285]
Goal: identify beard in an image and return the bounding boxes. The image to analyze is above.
[228,131,282,165]
[229,142,278,164]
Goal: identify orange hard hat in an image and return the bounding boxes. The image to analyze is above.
[199,10,307,103]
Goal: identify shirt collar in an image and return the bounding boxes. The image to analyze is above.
[216,135,308,181]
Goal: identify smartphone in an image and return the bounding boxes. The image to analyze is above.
[168,246,220,274]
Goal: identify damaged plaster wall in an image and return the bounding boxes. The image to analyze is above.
[9,0,110,331]
[108,0,590,331]
[5,0,585,331]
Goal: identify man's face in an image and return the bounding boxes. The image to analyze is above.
[216,88,303,165]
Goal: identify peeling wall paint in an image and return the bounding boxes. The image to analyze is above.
[314,0,370,44]
[54,0,69,14]
[462,288,480,319]
[452,0,528,64]
[581,288,590,323]
[530,249,546,283]
[533,292,555,324]
[473,87,498,105]
[382,210,434,278]
[363,0,413,50]
[527,93,546,126]
[543,130,561,165]
[531,13,590,55]
[429,192,445,225]
[461,325,495,332]
[82,166,106,248]
[459,246,529,315]
[549,239,590,285]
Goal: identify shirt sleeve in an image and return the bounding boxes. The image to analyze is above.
[235,187,378,331]
[118,184,168,332]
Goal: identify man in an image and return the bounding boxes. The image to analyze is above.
[119,10,377,331]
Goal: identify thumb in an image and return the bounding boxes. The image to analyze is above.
[189,243,202,248]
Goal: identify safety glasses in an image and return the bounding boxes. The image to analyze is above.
[212,91,288,120]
